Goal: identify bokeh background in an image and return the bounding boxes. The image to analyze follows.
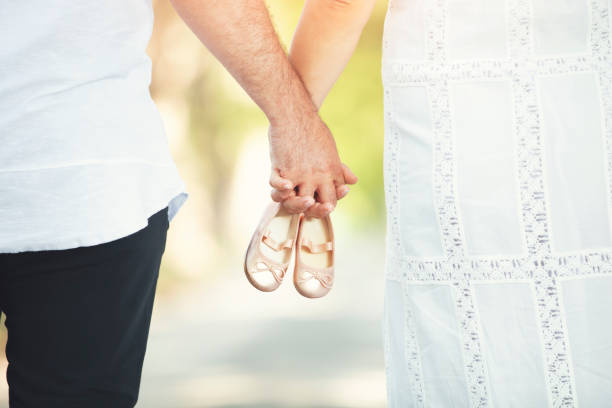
[0,1,388,406]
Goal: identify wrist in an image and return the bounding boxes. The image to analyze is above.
[267,98,319,133]
[266,68,319,129]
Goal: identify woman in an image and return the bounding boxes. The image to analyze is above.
[272,0,612,406]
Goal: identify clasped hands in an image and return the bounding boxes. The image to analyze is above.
[268,111,357,218]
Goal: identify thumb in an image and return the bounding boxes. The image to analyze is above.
[342,163,358,185]
[269,168,294,190]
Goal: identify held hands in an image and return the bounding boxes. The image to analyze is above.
[268,111,357,218]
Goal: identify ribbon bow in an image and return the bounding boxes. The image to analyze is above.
[297,269,334,288]
[253,260,287,283]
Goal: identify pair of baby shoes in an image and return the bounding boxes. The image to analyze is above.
[244,202,335,298]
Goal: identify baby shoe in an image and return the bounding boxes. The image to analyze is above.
[244,202,301,292]
[293,214,335,298]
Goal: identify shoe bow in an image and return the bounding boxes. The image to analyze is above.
[253,260,287,283]
[297,269,334,288]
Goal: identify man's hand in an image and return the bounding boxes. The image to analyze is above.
[268,111,358,218]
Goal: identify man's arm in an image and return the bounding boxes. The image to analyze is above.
[169,0,354,216]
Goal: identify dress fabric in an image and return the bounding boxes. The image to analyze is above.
[0,0,188,253]
[381,0,612,407]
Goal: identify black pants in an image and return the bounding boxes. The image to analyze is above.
[0,206,169,407]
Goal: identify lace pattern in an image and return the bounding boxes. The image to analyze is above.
[382,0,612,406]
[403,285,427,407]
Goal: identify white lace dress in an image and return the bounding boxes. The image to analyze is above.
[381,0,612,406]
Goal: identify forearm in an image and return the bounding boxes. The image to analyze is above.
[170,0,317,126]
[289,0,376,109]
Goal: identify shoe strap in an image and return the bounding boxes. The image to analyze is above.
[300,238,334,254]
[262,230,294,252]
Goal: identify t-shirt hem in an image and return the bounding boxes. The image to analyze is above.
[0,188,189,254]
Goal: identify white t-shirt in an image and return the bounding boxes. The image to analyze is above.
[0,0,188,253]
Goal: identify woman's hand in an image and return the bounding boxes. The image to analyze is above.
[268,112,358,218]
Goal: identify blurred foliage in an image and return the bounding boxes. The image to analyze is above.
[150,0,387,237]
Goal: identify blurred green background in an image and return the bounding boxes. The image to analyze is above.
[0,1,388,407]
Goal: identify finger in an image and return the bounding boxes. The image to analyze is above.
[342,163,358,185]
[304,202,334,218]
[269,168,294,190]
[282,196,315,214]
[270,188,295,202]
[336,185,350,200]
[317,182,337,210]
[294,182,316,214]
[304,204,319,218]
[297,182,315,199]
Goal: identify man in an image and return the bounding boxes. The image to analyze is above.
[0,0,354,406]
